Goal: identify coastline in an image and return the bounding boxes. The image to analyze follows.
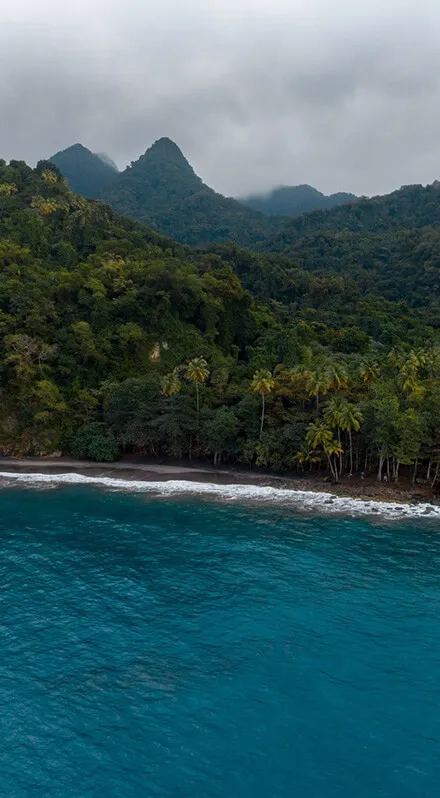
[0,456,439,521]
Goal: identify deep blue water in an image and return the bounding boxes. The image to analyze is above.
[1,487,440,797]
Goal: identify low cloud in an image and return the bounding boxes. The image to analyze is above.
[1,0,440,196]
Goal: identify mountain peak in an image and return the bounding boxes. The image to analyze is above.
[117,137,202,189]
[136,137,192,170]
[50,143,119,198]
[52,142,92,158]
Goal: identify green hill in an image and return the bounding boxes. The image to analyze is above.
[99,137,283,247]
[240,184,357,216]
[262,183,440,245]
[0,157,439,484]
[50,143,119,198]
[243,182,440,322]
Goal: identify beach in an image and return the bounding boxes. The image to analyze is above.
[0,456,439,521]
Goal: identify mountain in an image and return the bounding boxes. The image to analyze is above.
[261,182,440,247]
[1,157,439,483]
[237,181,440,326]
[100,137,283,247]
[96,152,119,171]
[239,184,358,216]
[50,143,119,198]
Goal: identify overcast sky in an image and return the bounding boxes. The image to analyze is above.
[1,0,440,197]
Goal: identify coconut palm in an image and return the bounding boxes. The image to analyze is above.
[340,403,364,475]
[395,349,427,399]
[186,357,210,421]
[294,446,321,472]
[324,397,364,475]
[360,360,380,386]
[327,362,349,392]
[306,420,342,481]
[326,440,344,482]
[324,396,347,473]
[306,366,332,410]
[250,368,275,438]
[161,368,181,397]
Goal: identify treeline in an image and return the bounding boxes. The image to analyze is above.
[73,348,440,486]
[0,160,439,485]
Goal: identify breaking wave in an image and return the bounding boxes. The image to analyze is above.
[0,470,439,521]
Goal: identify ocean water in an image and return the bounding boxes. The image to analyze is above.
[1,484,440,797]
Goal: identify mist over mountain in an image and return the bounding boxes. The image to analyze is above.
[50,144,119,199]
[96,153,119,171]
[98,137,284,247]
[51,137,359,247]
[240,184,358,216]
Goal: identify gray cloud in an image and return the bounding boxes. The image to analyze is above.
[1,0,440,196]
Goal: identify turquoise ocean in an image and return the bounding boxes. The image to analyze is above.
[1,476,440,797]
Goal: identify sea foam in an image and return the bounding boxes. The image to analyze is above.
[0,470,439,521]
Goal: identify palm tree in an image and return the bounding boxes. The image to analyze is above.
[186,357,210,422]
[250,369,275,439]
[306,421,342,481]
[395,349,427,399]
[307,366,331,410]
[340,403,363,475]
[294,446,320,472]
[326,440,344,482]
[324,396,347,473]
[161,368,181,397]
[327,363,349,392]
[360,360,380,386]
[324,398,364,475]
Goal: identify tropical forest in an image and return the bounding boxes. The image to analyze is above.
[1,145,440,491]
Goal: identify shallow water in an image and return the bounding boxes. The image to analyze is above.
[1,486,440,797]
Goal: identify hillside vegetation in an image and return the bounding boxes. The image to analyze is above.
[99,137,283,247]
[0,158,439,486]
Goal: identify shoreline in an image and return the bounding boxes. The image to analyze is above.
[0,456,437,502]
[0,457,439,521]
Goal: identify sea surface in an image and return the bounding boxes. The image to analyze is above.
[1,483,440,797]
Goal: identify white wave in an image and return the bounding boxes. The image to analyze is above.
[0,470,439,521]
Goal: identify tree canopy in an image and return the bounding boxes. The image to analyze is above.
[1,157,440,489]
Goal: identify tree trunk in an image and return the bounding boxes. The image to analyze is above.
[427,459,432,481]
[325,451,337,481]
[394,461,400,483]
[432,460,440,488]
[196,383,200,421]
[377,454,385,481]
[412,458,418,486]
[349,430,353,475]
[260,393,265,439]
[337,427,343,474]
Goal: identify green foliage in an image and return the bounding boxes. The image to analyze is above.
[1,157,440,486]
[99,138,284,247]
[71,422,119,462]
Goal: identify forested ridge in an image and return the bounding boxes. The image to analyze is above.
[99,137,284,248]
[240,184,357,217]
[1,157,440,487]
